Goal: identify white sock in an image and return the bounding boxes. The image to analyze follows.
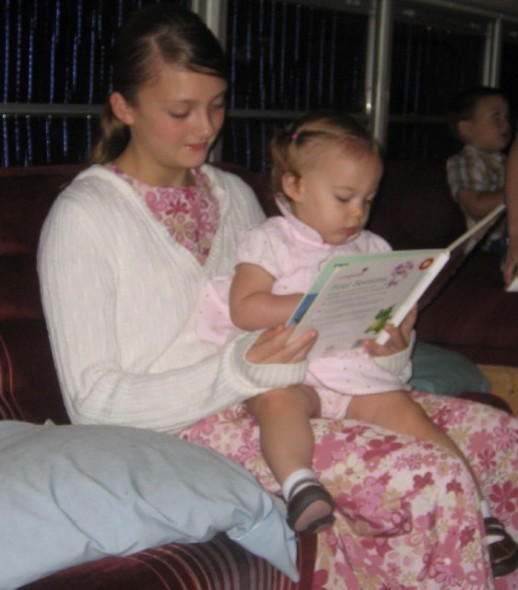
[282,468,317,502]
[481,499,504,544]
[480,499,492,519]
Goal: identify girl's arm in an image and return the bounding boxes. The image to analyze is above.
[229,262,303,331]
[37,171,310,433]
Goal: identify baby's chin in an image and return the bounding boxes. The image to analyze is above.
[328,231,361,246]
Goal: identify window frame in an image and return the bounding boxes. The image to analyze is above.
[2,0,518,165]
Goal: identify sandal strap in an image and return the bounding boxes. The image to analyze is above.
[484,516,507,533]
[286,481,335,533]
[288,477,321,502]
[484,517,518,578]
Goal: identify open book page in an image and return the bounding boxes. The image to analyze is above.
[287,203,506,359]
[419,203,506,308]
[288,249,448,357]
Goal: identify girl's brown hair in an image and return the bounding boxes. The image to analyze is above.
[91,4,227,164]
[270,110,379,196]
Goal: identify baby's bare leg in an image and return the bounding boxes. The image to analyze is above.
[347,390,483,497]
[246,385,320,484]
[246,385,334,533]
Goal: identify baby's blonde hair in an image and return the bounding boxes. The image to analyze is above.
[270,111,380,197]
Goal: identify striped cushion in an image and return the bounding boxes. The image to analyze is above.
[19,533,316,590]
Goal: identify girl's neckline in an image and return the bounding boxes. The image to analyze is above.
[106,163,198,190]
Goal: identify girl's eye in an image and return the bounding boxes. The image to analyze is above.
[211,102,226,112]
[169,111,190,120]
[335,195,350,203]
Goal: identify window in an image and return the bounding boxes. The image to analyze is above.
[222,0,371,170]
[1,0,189,167]
[2,0,518,168]
[387,1,488,160]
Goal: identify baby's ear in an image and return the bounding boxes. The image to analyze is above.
[281,172,302,201]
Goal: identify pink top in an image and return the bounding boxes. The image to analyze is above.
[108,165,219,265]
[198,197,412,419]
[237,198,391,294]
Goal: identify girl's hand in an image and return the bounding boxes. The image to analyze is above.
[363,306,417,357]
[246,325,317,364]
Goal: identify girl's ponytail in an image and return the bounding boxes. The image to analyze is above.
[90,104,130,164]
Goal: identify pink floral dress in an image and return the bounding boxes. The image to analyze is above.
[180,394,518,590]
[113,164,518,589]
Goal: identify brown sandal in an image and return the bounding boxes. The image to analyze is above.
[485,516,518,578]
[286,479,335,535]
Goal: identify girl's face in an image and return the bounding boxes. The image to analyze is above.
[283,145,383,246]
[111,64,227,186]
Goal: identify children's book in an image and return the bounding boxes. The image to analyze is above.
[287,204,506,358]
[506,276,518,292]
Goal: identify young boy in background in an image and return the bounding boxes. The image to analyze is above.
[446,86,511,257]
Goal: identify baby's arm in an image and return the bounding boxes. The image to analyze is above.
[229,262,303,331]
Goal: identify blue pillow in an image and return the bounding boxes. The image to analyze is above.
[410,341,491,396]
[0,421,297,589]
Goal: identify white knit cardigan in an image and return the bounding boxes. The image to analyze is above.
[37,164,307,432]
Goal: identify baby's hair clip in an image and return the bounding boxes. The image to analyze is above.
[291,132,299,142]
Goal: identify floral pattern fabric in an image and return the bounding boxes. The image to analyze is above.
[108,165,219,265]
[178,391,518,590]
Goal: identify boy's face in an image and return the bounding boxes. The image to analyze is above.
[459,95,511,152]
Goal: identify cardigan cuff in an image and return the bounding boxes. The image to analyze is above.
[232,331,308,390]
[373,331,415,382]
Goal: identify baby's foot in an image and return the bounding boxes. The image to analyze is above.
[484,516,518,578]
[286,479,335,535]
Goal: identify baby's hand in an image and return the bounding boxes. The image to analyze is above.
[363,306,417,357]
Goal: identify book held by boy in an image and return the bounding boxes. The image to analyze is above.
[506,276,518,293]
[287,204,505,358]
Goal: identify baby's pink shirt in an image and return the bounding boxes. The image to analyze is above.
[197,198,412,418]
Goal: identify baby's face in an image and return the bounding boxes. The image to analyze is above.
[288,146,383,246]
[462,95,511,152]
